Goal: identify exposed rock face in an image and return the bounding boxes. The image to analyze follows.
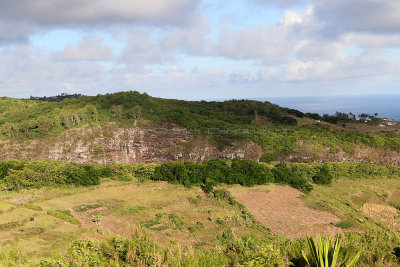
[0,124,263,164]
[0,123,399,166]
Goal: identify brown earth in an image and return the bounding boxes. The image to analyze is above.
[234,187,357,238]
[360,203,400,231]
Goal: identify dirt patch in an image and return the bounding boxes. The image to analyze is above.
[7,195,41,205]
[234,187,355,238]
[360,203,400,230]
[389,189,400,204]
[69,207,135,237]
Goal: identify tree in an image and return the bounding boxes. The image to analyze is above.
[1,122,18,137]
[112,105,122,120]
[358,113,370,120]
[37,116,52,135]
[129,105,142,119]
[21,120,30,136]
[85,104,99,122]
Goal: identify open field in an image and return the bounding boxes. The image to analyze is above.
[1,176,400,265]
[234,187,360,238]
[0,179,268,262]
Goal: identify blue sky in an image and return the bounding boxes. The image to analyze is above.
[0,0,399,99]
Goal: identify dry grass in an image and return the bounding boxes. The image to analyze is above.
[360,203,400,230]
[0,179,267,261]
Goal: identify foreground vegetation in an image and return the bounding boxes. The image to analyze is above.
[1,175,400,266]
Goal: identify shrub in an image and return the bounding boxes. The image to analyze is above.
[312,165,333,185]
[259,152,276,163]
[213,189,237,205]
[302,235,362,267]
[272,163,313,193]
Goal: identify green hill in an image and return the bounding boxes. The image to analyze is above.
[0,91,399,165]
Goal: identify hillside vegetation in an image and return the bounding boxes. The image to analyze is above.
[0,91,400,164]
[1,92,400,266]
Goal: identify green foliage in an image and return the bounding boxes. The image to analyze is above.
[272,163,313,193]
[1,92,400,165]
[0,159,101,191]
[73,204,102,212]
[214,189,238,205]
[239,244,282,266]
[23,203,43,211]
[152,159,400,193]
[47,210,81,225]
[312,164,333,185]
[152,159,271,190]
[335,221,353,229]
[302,235,362,267]
[259,152,277,163]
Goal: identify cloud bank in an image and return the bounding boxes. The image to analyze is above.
[0,0,399,98]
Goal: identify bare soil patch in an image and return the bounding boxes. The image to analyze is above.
[361,203,400,230]
[234,187,355,238]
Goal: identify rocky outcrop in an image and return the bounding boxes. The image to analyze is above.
[1,123,399,166]
[0,123,263,164]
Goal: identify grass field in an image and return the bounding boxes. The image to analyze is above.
[1,176,400,265]
[0,179,269,262]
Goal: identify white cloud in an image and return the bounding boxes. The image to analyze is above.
[121,28,176,65]
[251,0,307,8]
[52,36,113,61]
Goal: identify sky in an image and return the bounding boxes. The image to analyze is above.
[0,0,400,100]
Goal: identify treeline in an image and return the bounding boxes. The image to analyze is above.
[29,93,85,102]
[152,159,400,193]
[2,159,400,192]
[0,159,158,191]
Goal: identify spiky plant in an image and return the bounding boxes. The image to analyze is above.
[302,235,362,267]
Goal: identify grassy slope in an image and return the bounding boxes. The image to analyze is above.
[1,176,400,265]
[0,178,268,262]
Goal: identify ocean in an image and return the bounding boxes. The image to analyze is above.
[262,95,400,121]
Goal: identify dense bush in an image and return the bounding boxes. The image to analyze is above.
[271,163,313,192]
[312,164,333,185]
[259,152,276,163]
[152,159,400,193]
[152,159,272,190]
[1,159,399,193]
[0,159,101,191]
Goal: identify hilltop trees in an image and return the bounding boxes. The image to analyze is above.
[112,105,123,120]
[129,105,142,119]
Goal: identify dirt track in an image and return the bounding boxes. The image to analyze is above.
[235,187,350,238]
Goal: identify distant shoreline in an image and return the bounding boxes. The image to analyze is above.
[261,95,400,121]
